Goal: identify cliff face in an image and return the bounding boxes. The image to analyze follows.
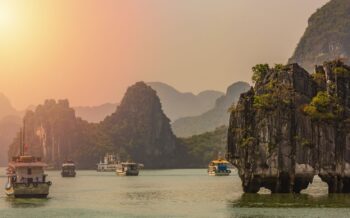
[7,99,108,169]
[289,0,350,71]
[8,82,190,169]
[228,61,350,193]
[102,82,189,169]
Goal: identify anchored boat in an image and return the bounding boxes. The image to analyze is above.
[5,123,52,198]
[116,162,140,176]
[97,153,119,172]
[61,161,76,177]
[5,156,52,198]
[208,159,231,176]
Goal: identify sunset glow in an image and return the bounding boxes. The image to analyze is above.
[0,1,16,33]
[0,0,329,109]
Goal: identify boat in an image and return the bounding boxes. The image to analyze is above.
[116,162,140,176]
[97,153,119,172]
[208,159,231,176]
[61,161,76,177]
[5,124,52,198]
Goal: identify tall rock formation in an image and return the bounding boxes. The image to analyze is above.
[102,82,188,168]
[289,0,350,71]
[228,61,350,193]
[6,81,213,169]
[7,99,106,169]
[172,82,250,137]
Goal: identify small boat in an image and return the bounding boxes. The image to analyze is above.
[5,156,52,198]
[116,162,140,176]
[208,159,231,176]
[97,153,119,172]
[5,121,52,198]
[61,161,76,177]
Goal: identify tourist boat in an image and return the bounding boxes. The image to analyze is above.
[97,153,119,172]
[116,162,140,176]
[5,126,52,198]
[208,159,231,176]
[61,161,76,177]
[5,156,52,198]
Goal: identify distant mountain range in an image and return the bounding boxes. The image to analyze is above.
[147,82,224,121]
[72,82,223,123]
[74,103,118,123]
[0,94,22,165]
[171,82,251,137]
[0,93,21,119]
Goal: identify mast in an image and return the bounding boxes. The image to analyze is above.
[19,119,25,156]
[23,119,25,156]
[19,128,23,156]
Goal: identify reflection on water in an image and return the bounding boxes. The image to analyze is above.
[231,193,350,208]
[0,169,349,218]
[5,197,50,208]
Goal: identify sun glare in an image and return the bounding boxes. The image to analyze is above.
[0,2,15,30]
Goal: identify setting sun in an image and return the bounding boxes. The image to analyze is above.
[0,2,14,30]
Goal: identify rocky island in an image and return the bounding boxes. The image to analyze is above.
[227,60,350,193]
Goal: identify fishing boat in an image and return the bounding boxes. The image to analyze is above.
[97,153,119,172]
[116,162,140,176]
[61,161,76,177]
[207,159,231,176]
[5,125,52,198]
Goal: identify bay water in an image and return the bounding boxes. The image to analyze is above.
[0,168,350,217]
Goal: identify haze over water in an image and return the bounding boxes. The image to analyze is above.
[1,169,350,218]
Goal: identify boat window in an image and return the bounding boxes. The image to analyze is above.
[27,168,32,175]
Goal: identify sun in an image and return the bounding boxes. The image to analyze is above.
[0,2,15,30]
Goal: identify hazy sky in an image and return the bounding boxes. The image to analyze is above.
[0,0,329,109]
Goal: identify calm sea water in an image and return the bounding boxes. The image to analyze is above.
[0,168,350,218]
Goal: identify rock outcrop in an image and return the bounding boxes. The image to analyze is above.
[102,82,189,169]
[7,99,99,168]
[289,0,350,72]
[227,61,350,193]
[8,82,192,169]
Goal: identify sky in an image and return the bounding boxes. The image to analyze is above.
[0,0,330,109]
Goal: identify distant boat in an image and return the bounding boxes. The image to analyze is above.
[116,162,140,176]
[5,156,52,198]
[61,161,76,177]
[97,153,119,172]
[208,159,231,176]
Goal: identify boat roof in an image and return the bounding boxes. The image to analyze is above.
[9,162,48,168]
[120,162,137,165]
[8,155,48,168]
[62,163,75,167]
[210,159,230,164]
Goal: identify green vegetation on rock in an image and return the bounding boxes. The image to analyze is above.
[303,91,343,121]
[252,64,270,83]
